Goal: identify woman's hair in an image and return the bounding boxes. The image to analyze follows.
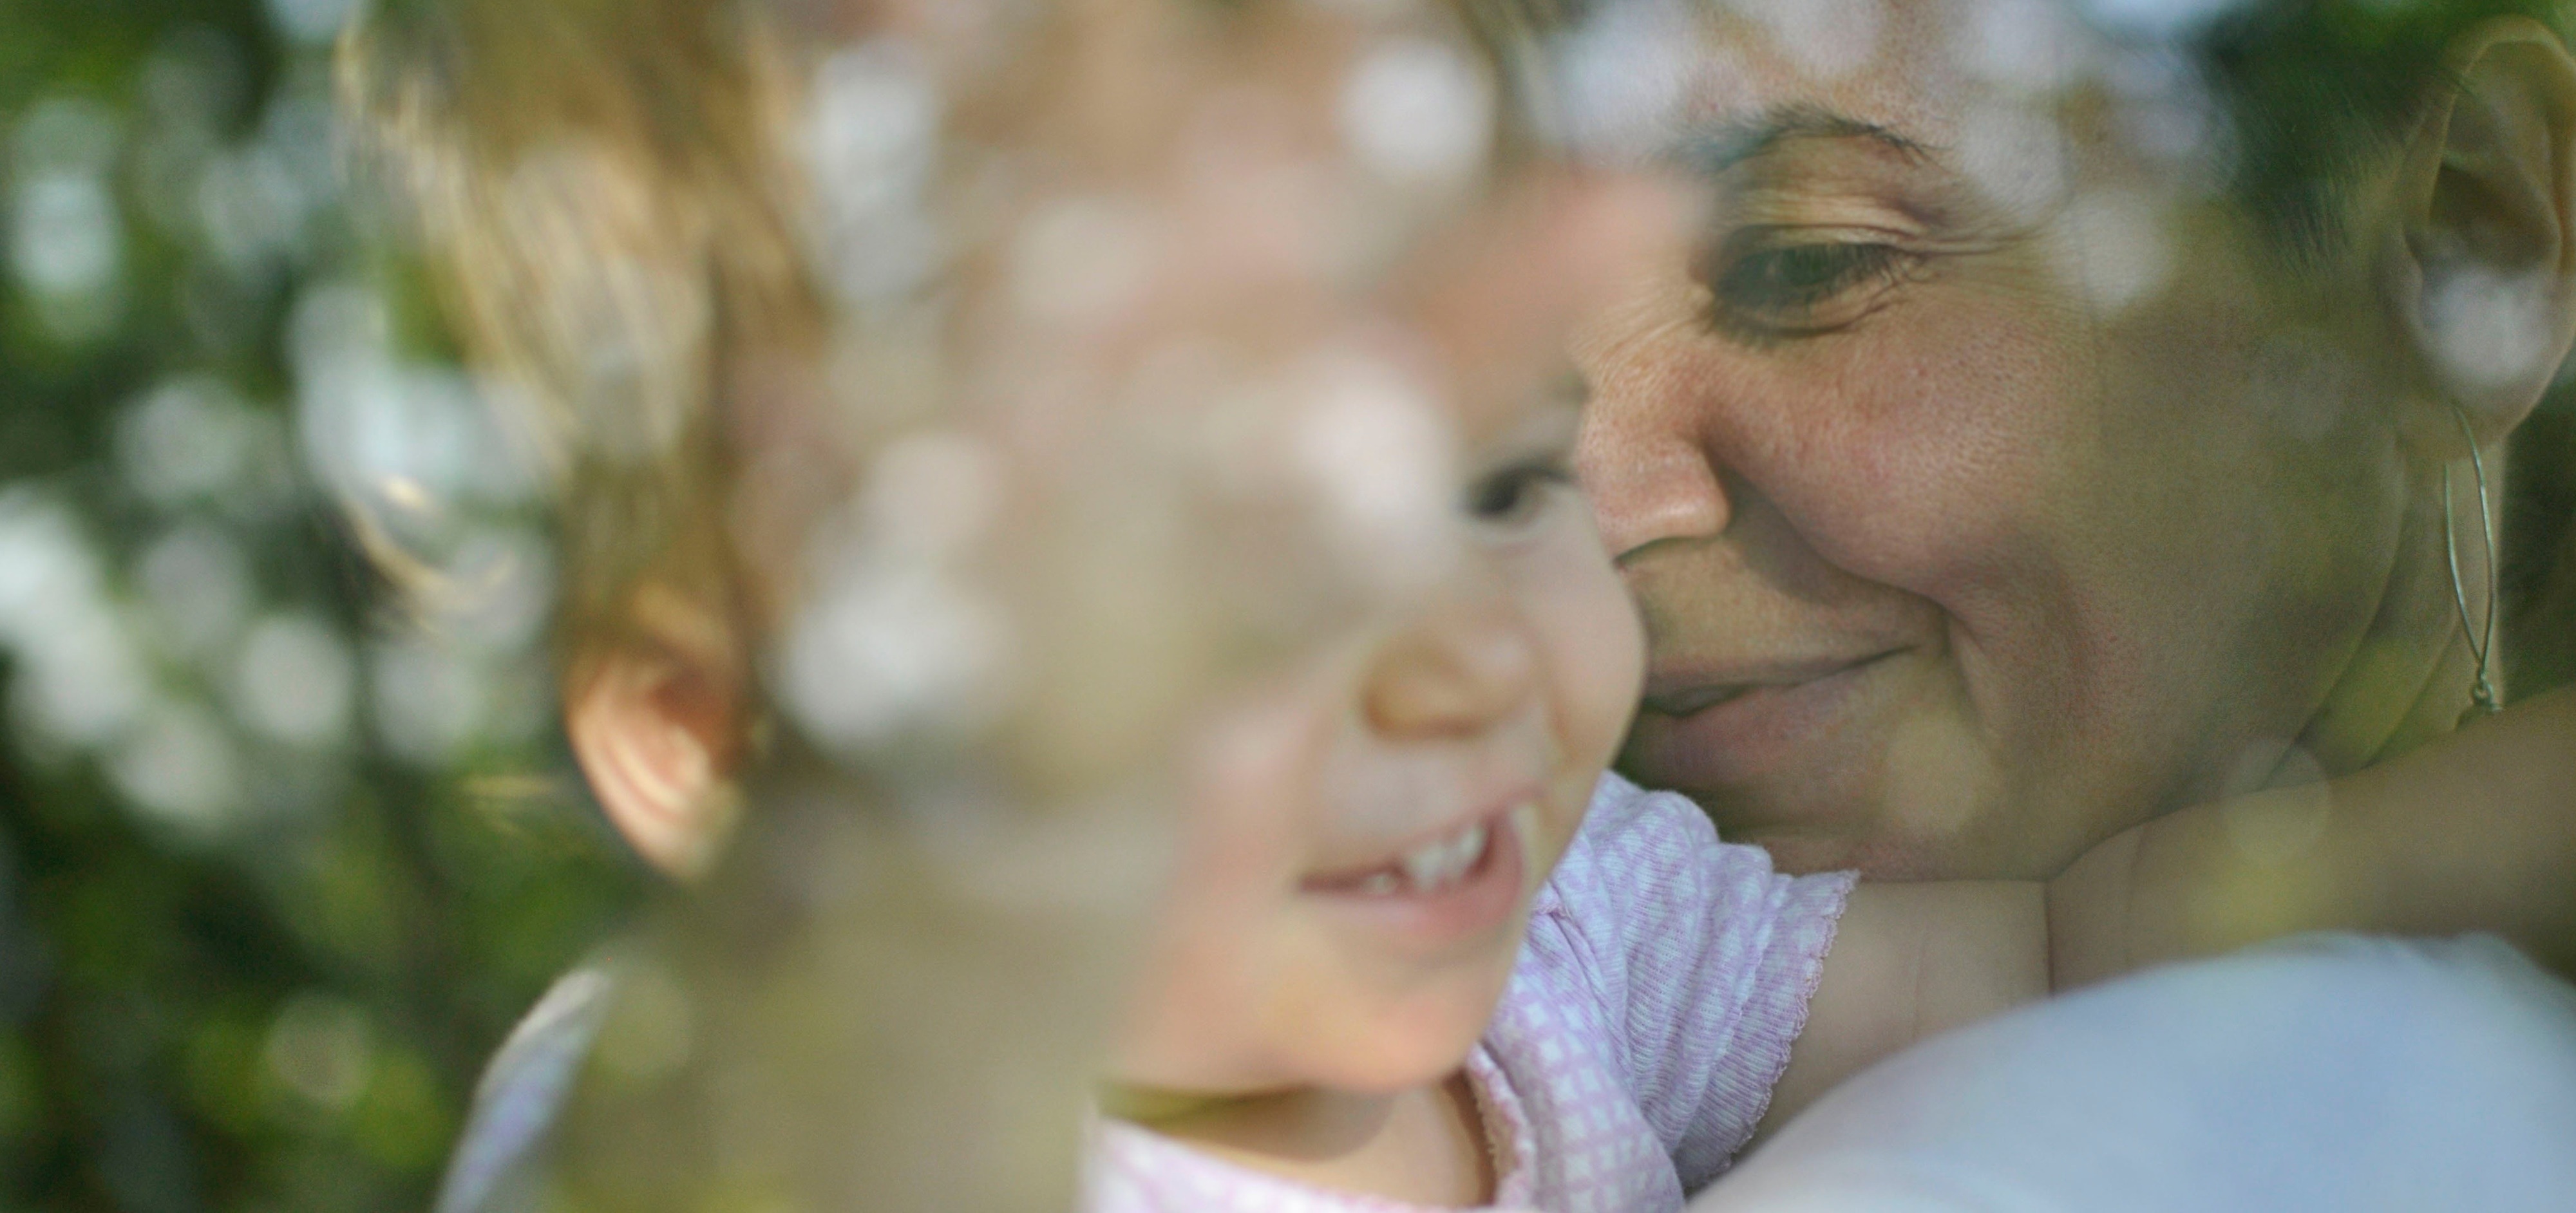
[2201,0,2573,267]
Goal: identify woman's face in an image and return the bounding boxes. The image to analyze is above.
[1574,0,2413,879]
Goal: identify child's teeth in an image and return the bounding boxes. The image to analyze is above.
[1452,823,1488,875]
[1359,872,1401,896]
[1401,842,1448,890]
[1396,821,1491,892]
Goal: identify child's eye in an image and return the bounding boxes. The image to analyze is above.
[1465,459,1573,529]
[1701,232,1917,337]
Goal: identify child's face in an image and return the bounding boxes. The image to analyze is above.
[712,0,1681,1113]
[1107,370,1643,1097]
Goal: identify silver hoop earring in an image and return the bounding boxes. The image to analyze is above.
[2441,403,2501,724]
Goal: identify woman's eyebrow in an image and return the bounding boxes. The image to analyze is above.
[1667,105,1937,177]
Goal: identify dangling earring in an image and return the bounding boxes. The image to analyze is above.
[2441,402,2502,725]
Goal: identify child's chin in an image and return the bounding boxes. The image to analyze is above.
[1107,954,1519,1099]
[1314,983,1514,1091]
[1330,1041,1486,1095]
[1103,1028,1484,1103]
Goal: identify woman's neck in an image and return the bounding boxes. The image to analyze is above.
[1112,1075,1493,1207]
[2301,452,2497,775]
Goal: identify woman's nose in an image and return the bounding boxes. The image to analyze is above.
[1363,591,1540,740]
[1574,393,1731,560]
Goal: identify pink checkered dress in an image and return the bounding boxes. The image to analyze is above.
[1092,773,1856,1212]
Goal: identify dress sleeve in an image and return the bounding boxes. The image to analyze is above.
[1549,774,1855,1190]
[434,965,617,1213]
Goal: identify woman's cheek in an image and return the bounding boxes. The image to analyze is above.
[1758,278,2092,601]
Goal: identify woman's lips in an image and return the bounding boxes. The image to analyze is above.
[1635,649,1908,782]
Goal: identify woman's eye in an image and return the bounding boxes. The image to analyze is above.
[1703,235,1914,335]
[1466,460,1572,528]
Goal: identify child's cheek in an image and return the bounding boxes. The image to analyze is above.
[1110,673,1340,1087]
[1497,514,1644,888]
[1532,514,1649,780]
[1108,822,1291,1087]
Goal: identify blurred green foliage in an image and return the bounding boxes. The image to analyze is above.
[2506,404,2576,698]
[0,1,643,1209]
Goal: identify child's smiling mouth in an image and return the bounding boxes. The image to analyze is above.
[1300,802,1541,951]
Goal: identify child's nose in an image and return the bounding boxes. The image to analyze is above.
[1362,592,1539,740]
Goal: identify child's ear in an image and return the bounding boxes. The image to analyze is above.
[2387,15,2576,443]
[565,584,750,881]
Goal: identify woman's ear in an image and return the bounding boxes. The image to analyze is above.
[2389,16,2576,443]
[565,583,749,881]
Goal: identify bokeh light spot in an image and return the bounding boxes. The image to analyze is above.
[108,699,244,839]
[232,612,355,749]
[262,993,374,1114]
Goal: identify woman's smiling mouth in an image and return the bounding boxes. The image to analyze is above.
[1642,650,1907,717]
[1633,648,1911,782]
